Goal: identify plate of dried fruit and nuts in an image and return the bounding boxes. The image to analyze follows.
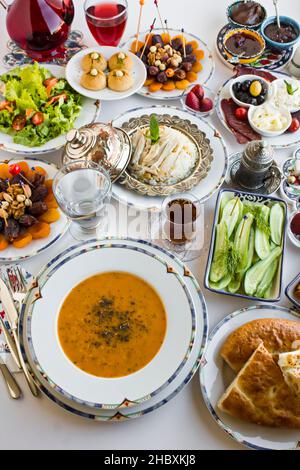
[122,28,215,100]
[0,159,68,262]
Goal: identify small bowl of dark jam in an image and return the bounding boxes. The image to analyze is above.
[227,1,267,30]
[288,207,300,248]
[223,28,265,64]
[261,16,300,51]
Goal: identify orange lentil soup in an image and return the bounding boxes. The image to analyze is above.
[57,272,167,378]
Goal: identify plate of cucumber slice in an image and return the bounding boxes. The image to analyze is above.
[204,189,287,302]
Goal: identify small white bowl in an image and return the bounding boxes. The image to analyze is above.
[181,84,216,117]
[269,78,300,114]
[248,103,292,137]
[229,74,270,108]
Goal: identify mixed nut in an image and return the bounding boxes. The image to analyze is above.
[0,161,60,250]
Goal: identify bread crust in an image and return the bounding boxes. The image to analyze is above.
[221,319,300,373]
[218,344,300,428]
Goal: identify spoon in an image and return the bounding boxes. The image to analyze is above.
[273,0,281,29]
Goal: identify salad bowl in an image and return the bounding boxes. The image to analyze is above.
[0,64,100,155]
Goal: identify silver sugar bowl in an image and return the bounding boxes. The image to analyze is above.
[62,122,132,183]
[236,140,275,190]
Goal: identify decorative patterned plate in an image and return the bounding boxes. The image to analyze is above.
[22,242,198,409]
[0,64,100,155]
[119,113,213,197]
[121,28,215,100]
[200,305,300,450]
[225,151,282,195]
[112,106,229,211]
[216,70,300,149]
[19,238,208,421]
[281,157,300,203]
[216,24,294,71]
[2,31,87,68]
[0,158,69,263]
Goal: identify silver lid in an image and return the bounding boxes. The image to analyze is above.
[63,123,132,182]
[242,140,275,172]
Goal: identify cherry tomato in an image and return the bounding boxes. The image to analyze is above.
[31,112,44,126]
[9,164,21,176]
[235,107,248,121]
[288,118,300,133]
[12,115,26,131]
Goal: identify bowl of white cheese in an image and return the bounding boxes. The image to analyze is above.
[269,78,300,114]
[248,102,292,137]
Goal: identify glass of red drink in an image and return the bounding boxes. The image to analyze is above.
[84,0,128,47]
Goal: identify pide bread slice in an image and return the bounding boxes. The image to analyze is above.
[218,343,300,428]
[278,350,300,398]
[220,319,300,373]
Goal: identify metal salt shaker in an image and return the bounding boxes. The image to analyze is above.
[236,140,275,190]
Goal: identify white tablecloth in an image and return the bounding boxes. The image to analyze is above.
[0,0,299,450]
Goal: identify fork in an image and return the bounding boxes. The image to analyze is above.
[4,266,28,309]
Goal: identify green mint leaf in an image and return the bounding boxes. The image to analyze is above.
[285,80,298,96]
[149,114,160,144]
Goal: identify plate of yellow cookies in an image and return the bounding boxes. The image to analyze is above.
[66,46,147,101]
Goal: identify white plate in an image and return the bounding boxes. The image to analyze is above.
[0,65,100,155]
[0,158,68,263]
[19,238,208,420]
[121,28,215,101]
[216,70,300,149]
[112,106,229,211]
[65,47,146,101]
[25,242,198,409]
[200,305,300,450]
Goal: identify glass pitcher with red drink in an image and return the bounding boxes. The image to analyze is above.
[84,0,128,46]
[1,0,74,61]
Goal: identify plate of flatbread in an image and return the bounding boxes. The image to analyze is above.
[200,305,300,450]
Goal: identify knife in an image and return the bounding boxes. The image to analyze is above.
[0,278,39,397]
[0,357,22,399]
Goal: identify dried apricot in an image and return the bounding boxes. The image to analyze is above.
[166,68,175,78]
[149,82,163,92]
[44,192,56,204]
[33,166,47,177]
[161,33,171,44]
[39,208,60,224]
[17,161,30,175]
[0,163,11,180]
[175,80,190,90]
[192,62,203,73]
[162,81,176,91]
[144,77,155,86]
[45,179,53,191]
[28,222,50,239]
[13,232,33,249]
[194,50,205,60]
[130,40,144,52]
[145,34,153,44]
[0,234,8,251]
[186,71,198,82]
[188,40,199,51]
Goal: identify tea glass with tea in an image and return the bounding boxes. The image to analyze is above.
[160,193,203,261]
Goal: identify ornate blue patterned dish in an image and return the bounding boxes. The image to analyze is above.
[1,31,87,68]
[200,305,300,450]
[204,188,287,302]
[19,238,208,421]
[216,23,294,70]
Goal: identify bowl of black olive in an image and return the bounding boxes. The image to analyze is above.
[261,16,300,51]
[229,74,270,108]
